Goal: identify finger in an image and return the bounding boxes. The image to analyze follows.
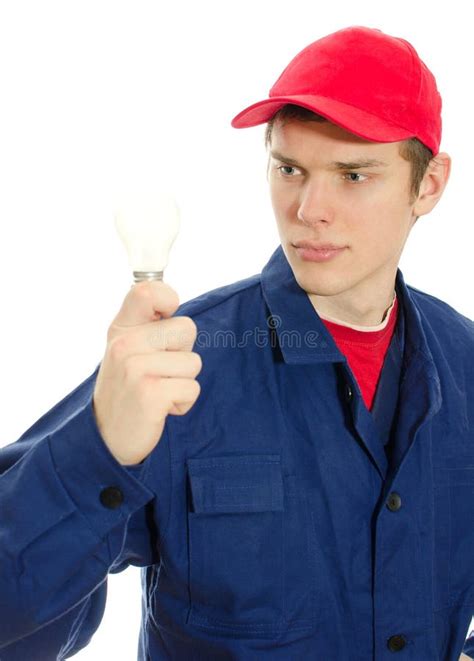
[123,351,203,381]
[157,377,202,416]
[145,376,202,417]
[107,316,198,359]
[110,280,180,331]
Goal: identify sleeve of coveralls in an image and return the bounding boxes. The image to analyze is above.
[0,363,160,653]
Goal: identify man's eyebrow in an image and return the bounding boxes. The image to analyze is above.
[269,150,389,169]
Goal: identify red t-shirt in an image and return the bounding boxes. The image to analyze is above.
[319,294,399,411]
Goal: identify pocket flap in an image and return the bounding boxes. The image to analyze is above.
[187,454,284,514]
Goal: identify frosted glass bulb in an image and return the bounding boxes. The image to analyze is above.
[114,191,180,283]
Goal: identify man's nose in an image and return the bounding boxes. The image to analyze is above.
[296,179,334,226]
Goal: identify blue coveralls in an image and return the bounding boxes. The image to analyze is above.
[0,245,473,660]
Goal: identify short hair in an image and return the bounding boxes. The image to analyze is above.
[264,104,434,213]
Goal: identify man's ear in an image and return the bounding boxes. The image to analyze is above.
[412,152,451,218]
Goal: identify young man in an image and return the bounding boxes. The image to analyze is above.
[1,25,473,660]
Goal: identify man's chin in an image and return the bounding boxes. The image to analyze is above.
[289,259,350,298]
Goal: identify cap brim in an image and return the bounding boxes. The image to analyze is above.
[231,94,414,144]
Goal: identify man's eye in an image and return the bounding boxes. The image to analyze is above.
[276,166,368,183]
[277,165,300,176]
[343,172,367,183]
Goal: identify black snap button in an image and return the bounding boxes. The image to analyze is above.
[344,383,353,402]
[386,492,402,512]
[387,634,407,652]
[100,486,124,509]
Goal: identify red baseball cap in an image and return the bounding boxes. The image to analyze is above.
[231,26,442,155]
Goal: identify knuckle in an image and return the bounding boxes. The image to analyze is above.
[141,280,180,313]
[137,374,155,399]
[134,280,154,302]
[138,375,163,411]
[190,352,203,375]
[181,316,198,340]
[108,336,129,363]
[122,354,140,382]
[191,378,201,399]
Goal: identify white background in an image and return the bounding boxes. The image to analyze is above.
[0,0,473,659]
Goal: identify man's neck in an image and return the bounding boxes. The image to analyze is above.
[307,281,397,328]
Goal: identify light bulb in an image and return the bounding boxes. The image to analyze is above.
[114,190,181,284]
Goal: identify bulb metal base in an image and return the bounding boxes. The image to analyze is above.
[133,271,164,283]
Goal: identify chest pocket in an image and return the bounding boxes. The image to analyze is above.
[186,454,318,638]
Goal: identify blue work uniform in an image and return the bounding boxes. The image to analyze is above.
[0,245,473,660]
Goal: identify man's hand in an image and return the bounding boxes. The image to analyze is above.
[460,653,473,660]
[92,280,202,465]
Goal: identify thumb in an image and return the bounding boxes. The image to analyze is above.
[110,280,180,332]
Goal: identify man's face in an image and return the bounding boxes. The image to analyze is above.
[268,118,419,304]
